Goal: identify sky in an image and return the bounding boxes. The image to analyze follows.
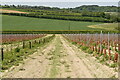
[1,0,119,8]
[1,0,119,2]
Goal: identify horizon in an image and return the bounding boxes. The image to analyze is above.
[1,2,119,8]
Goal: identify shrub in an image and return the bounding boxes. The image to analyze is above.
[81,46,89,51]
[2,65,9,70]
[102,45,106,49]
[118,51,120,54]
[15,48,20,53]
[110,63,117,68]
[109,47,112,50]
[78,44,82,48]
[72,42,77,45]
[92,43,96,46]
[87,49,93,54]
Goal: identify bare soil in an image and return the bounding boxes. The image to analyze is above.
[0,9,28,14]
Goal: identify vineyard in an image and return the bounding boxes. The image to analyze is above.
[1,34,46,44]
[1,3,119,79]
[1,34,55,70]
[1,33,119,78]
[63,33,119,64]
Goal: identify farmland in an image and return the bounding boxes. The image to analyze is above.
[1,34,55,70]
[88,23,118,31]
[1,34,46,44]
[1,7,119,32]
[2,15,102,31]
[63,33,119,63]
[1,4,119,79]
[1,34,119,78]
[0,9,28,14]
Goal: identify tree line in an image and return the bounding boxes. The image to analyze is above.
[0,4,119,12]
[1,4,120,23]
[2,12,115,23]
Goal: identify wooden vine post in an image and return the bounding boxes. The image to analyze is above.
[34,40,37,44]
[87,32,89,46]
[44,39,45,43]
[100,31,102,54]
[29,41,32,49]
[1,48,4,61]
[39,40,40,44]
[108,32,111,60]
[23,41,25,49]
[118,34,120,53]
[114,53,118,62]
[104,49,106,57]
[11,44,12,52]
[43,39,45,43]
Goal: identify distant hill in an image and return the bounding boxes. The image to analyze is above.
[71,5,119,12]
[1,4,119,23]
[0,4,119,12]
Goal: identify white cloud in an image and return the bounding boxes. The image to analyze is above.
[1,0,119,2]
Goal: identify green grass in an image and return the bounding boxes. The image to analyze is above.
[89,23,118,31]
[49,37,62,78]
[2,15,102,31]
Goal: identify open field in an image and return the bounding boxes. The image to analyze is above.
[2,15,104,31]
[88,23,118,31]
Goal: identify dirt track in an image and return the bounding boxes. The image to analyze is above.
[2,35,118,78]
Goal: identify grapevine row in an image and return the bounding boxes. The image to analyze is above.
[63,33,119,63]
